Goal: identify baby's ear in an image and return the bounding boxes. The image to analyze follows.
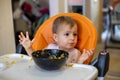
[53,33,58,42]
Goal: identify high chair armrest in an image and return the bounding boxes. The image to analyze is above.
[97,50,110,77]
[16,44,23,54]
[16,43,27,55]
[90,58,98,67]
[90,51,109,80]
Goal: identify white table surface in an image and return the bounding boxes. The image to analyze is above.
[0,53,98,80]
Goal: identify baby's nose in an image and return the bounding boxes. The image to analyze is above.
[70,35,75,40]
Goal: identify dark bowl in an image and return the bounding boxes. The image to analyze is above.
[32,49,69,70]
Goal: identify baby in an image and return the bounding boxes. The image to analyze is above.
[19,16,93,64]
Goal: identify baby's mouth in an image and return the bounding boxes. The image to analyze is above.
[69,43,75,45]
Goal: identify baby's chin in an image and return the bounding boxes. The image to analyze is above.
[64,47,75,51]
[60,46,75,51]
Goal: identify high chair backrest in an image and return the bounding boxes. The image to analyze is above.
[32,13,97,64]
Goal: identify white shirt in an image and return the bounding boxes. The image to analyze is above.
[46,43,81,63]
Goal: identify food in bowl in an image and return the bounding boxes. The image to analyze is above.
[32,49,69,70]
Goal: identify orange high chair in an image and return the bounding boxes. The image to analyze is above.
[16,13,109,80]
[32,13,97,64]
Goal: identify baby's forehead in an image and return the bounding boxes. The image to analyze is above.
[57,23,77,31]
[59,22,77,28]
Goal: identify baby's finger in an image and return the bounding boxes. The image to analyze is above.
[89,49,93,54]
[86,51,90,56]
[20,32,25,39]
[31,38,35,43]
[91,49,94,52]
[19,39,23,44]
[83,49,86,53]
[26,31,30,39]
[89,51,93,56]
[18,35,23,40]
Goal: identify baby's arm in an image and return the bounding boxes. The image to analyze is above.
[77,49,93,64]
[18,32,35,56]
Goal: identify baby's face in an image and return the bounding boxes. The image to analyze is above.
[54,23,78,51]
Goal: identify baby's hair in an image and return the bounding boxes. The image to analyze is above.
[52,16,77,33]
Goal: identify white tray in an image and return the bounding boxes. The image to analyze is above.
[0,54,98,80]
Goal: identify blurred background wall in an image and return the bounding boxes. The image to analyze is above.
[0,0,15,55]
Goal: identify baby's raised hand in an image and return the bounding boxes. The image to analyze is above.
[18,32,33,49]
[78,49,94,63]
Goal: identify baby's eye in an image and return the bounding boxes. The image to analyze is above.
[64,33,69,36]
[73,33,77,36]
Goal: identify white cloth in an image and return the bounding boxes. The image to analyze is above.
[46,43,81,63]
